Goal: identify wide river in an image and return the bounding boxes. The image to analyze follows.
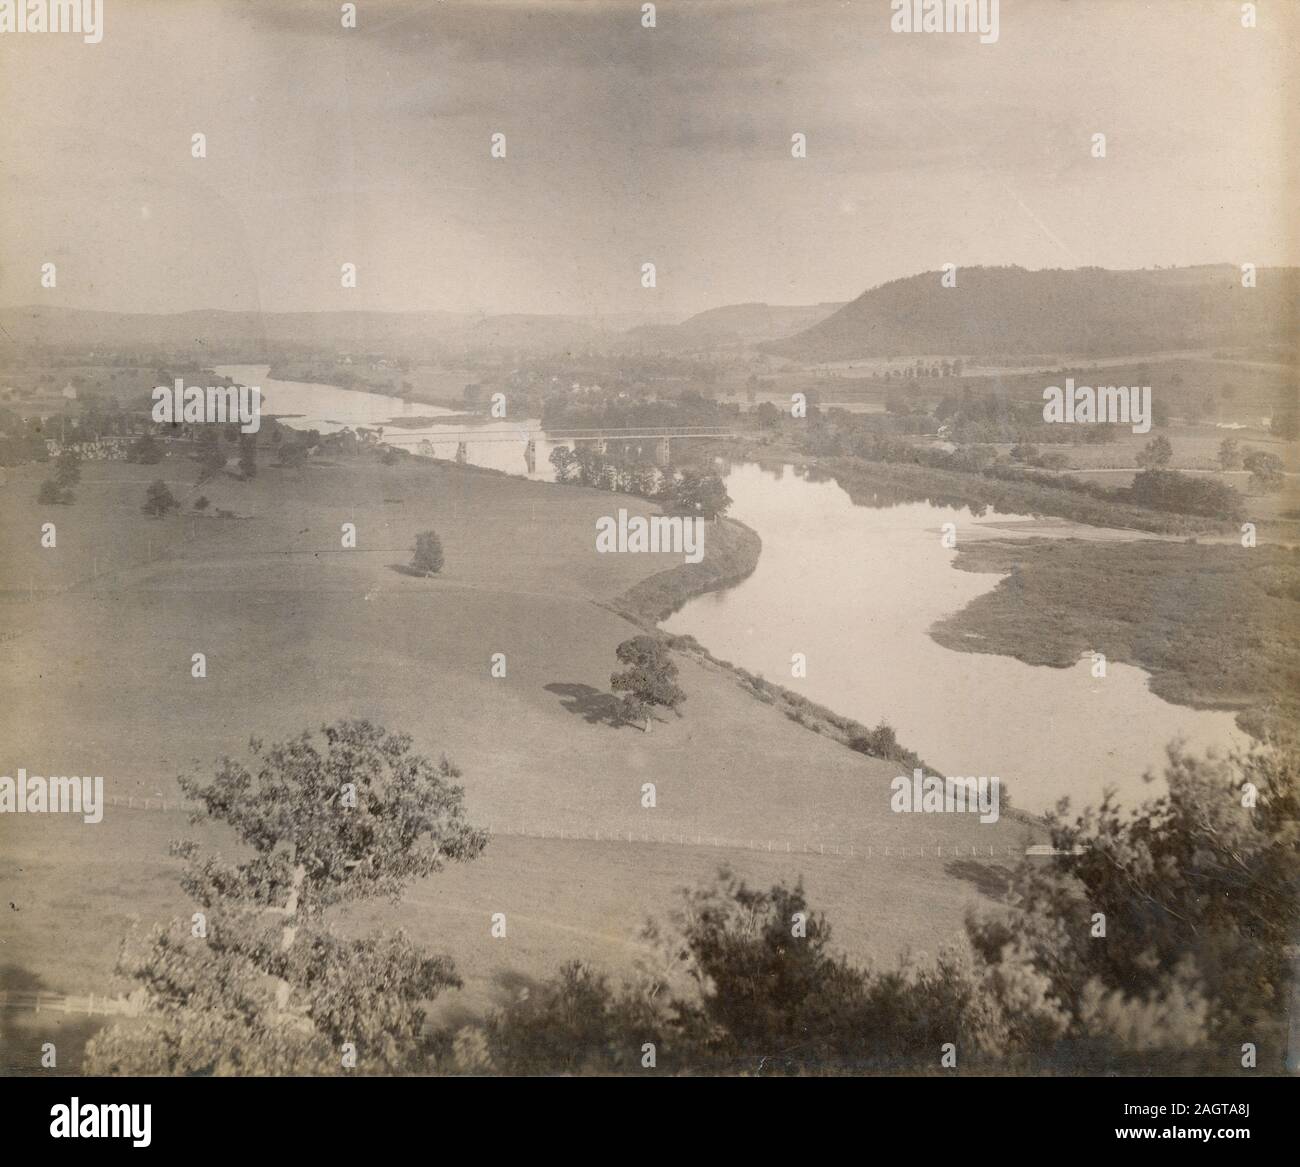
[664,462,1244,814]
[217,364,563,481]
[219,366,1245,815]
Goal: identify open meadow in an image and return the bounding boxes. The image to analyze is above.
[0,453,1036,1071]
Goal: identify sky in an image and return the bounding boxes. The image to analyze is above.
[1,0,1296,317]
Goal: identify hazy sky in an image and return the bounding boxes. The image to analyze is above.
[1,0,1296,317]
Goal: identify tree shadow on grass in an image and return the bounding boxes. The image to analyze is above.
[943,858,1014,901]
[544,682,626,728]
[0,964,108,1075]
[389,563,442,579]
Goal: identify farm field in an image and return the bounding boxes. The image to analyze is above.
[0,454,1036,1072]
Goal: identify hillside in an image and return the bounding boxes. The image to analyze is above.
[0,306,680,358]
[619,301,844,351]
[766,265,1300,362]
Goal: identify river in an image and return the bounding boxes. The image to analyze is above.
[663,462,1244,814]
[215,364,562,481]
[218,366,1245,814]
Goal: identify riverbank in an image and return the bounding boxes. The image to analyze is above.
[703,439,1274,539]
[931,538,1300,738]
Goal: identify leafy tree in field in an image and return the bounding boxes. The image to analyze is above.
[193,495,210,511]
[411,530,444,576]
[238,434,258,480]
[549,445,576,483]
[279,441,308,469]
[54,449,82,491]
[1137,435,1174,469]
[127,434,164,464]
[1217,437,1242,471]
[1242,449,1284,493]
[142,479,179,518]
[610,635,685,732]
[1009,443,1038,463]
[84,720,487,1075]
[1123,469,1244,521]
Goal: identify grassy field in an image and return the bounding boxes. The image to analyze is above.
[0,452,1037,1072]
[1047,425,1295,472]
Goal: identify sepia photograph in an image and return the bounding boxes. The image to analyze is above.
[1,0,1297,1140]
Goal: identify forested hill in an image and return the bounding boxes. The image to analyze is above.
[765,265,1299,361]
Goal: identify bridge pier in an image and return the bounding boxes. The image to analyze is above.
[656,435,672,465]
[524,439,536,474]
[455,441,468,465]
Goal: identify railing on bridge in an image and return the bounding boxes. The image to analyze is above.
[379,425,749,444]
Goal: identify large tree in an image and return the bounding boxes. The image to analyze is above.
[85,720,486,1075]
[610,636,685,732]
[411,530,445,576]
[666,469,731,519]
[238,434,258,480]
[142,478,179,518]
[1243,449,1284,493]
[1217,437,1242,471]
[54,449,82,491]
[1136,435,1174,469]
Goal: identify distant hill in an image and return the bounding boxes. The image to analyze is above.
[0,306,682,357]
[620,301,844,351]
[0,306,478,353]
[766,266,1299,361]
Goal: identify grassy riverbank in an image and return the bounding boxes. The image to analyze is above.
[931,538,1300,736]
[820,457,1242,537]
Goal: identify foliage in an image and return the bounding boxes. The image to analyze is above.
[1136,435,1173,469]
[85,720,487,1074]
[238,434,258,479]
[411,530,444,576]
[666,468,732,518]
[1242,449,1284,492]
[472,739,1297,1074]
[1122,469,1244,521]
[1217,437,1242,471]
[196,430,227,480]
[142,478,179,517]
[54,449,82,489]
[610,635,686,730]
